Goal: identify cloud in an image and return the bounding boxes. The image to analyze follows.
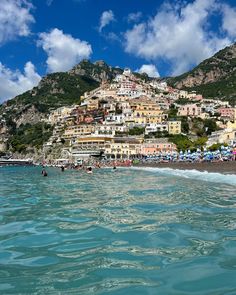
[99,10,115,32]
[222,4,236,38]
[105,32,120,42]
[127,12,142,23]
[124,0,233,76]
[38,28,92,72]
[0,62,41,102]
[0,0,34,46]
[138,64,160,77]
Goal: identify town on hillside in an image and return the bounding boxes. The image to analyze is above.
[38,68,236,165]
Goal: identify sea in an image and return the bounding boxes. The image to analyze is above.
[0,166,236,294]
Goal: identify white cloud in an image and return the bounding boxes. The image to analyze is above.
[222,4,236,38]
[138,64,160,77]
[0,62,41,102]
[127,12,142,23]
[38,28,92,72]
[0,0,34,46]
[124,0,233,76]
[99,10,115,32]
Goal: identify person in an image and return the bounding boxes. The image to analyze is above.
[61,166,65,172]
[113,166,117,170]
[42,168,48,177]
[87,166,93,174]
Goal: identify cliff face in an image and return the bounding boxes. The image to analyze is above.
[69,60,123,82]
[168,43,236,103]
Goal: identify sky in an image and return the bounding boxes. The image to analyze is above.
[0,0,236,103]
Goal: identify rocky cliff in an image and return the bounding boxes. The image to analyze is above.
[168,43,236,104]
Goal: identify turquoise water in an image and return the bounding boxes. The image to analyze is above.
[0,166,236,295]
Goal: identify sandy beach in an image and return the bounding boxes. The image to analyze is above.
[135,161,236,174]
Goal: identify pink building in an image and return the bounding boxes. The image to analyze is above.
[178,104,201,117]
[218,107,236,120]
[195,94,203,101]
[140,139,177,155]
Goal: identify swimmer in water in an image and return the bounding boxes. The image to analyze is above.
[42,168,48,177]
[87,166,93,174]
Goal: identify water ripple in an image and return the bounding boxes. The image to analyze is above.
[0,166,236,294]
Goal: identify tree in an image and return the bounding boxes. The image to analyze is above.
[204,119,218,135]
[128,127,145,136]
[168,105,178,118]
[168,134,192,151]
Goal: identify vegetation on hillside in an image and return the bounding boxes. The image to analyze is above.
[168,134,208,151]
[13,73,99,113]
[9,122,53,153]
[168,43,236,104]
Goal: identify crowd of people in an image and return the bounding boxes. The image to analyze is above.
[133,146,236,164]
[41,146,236,176]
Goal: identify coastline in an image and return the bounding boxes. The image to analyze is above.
[134,161,236,174]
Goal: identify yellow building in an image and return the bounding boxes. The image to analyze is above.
[227,121,236,129]
[207,129,236,146]
[73,135,113,150]
[48,106,76,124]
[63,124,95,140]
[87,99,99,110]
[104,138,142,159]
[133,116,147,125]
[168,121,181,135]
[130,97,163,117]
[147,114,168,124]
[130,97,166,125]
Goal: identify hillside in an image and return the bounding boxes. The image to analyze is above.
[168,43,236,105]
[0,60,123,153]
[0,60,124,121]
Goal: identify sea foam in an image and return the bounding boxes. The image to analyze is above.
[130,166,236,186]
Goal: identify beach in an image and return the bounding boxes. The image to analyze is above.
[135,160,236,174]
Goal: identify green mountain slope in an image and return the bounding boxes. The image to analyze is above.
[168,43,236,105]
[0,60,122,153]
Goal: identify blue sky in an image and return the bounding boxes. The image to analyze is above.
[0,0,236,102]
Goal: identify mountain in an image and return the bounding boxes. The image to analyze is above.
[0,60,123,153]
[0,60,124,124]
[1,44,236,154]
[69,59,123,82]
[168,43,236,105]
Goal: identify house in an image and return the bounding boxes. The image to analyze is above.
[104,137,141,159]
[207,129,236,146]
[168,120,181,135]
[177,104,201,117]
[218,107,236,121]
[140,139,177,155]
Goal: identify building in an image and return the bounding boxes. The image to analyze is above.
[48,106,77,124]
[207,129,236,146]
[139,139,177,155]
[63,124,95,140]
[129,97,166,125]
[177,104,201,117]
[104,137,141,159]
[70,135,113,160]
[168,120,181,135]
[218,107,236,121]
[95,124,128,135]
[145,123,168,134]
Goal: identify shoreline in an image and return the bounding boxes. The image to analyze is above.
[134,161,236,174]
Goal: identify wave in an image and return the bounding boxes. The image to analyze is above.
[130,166,236,186]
